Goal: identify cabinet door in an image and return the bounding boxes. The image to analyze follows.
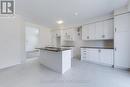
[104,19,114,39]
[51,33,57,47]
[114,32,130,68]
[89,23,96,40]
[88,49,99,63]
[114,13,130,68]
[95,22,104,39]
[82,25,89,40]
[69,29,75,41]
[114,13,129,32]
[62,30,68,41]
[100,49,114,65]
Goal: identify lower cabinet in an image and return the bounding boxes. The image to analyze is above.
[81,48,114,66]
[100,49,114,65]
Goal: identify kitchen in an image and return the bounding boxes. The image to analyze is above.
[0,0,130,87]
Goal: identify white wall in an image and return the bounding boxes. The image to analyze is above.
[0,15,52,69]
[0,15,25,69]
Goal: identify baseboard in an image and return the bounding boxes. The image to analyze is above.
[0,62,21,70]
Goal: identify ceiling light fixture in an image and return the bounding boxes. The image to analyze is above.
[56,20,64,24]
[74,12,78,16]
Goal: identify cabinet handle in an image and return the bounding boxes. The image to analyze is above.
[115,28,117,32]
[114,48,117,51]
[87,36,89,39]
[102,35,105,38]
[98,49,101,53]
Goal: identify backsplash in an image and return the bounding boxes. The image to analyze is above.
[81,40,114,48]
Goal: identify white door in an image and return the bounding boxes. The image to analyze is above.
[95,22,104,39]
[25,27,39,52]
[89,23,96,40]
[103,19,114,39]
[100,49,114,65]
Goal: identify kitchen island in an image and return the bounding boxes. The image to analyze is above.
[37,47,71,74]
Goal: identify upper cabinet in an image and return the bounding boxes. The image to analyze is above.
[103,19,114,39]
[82,19,114,40]
[82,25,89,40]
[62,29,76,41]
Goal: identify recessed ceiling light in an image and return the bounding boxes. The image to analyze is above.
[56,20,64,24]
[74,12,78,16]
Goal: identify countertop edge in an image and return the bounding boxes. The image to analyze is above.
[80,47,114,49]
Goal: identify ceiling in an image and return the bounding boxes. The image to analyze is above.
[16,0,128,28]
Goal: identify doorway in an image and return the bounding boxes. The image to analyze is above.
[25,26,40,61]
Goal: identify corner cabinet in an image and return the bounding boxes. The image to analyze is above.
[81,48,114,66]
[82,19,114,40]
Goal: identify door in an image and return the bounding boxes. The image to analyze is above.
[25,26,39,59]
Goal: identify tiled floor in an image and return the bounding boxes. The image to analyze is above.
[0,59,130,87]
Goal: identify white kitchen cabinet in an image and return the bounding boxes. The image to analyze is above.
[103,19,114,39]
[95,21,104,39]
[114,13,129,33]
[82,25,89,40]
[88,48,99,63]
[81,48,87,60]
[82,23,96,40]
[88,23,96,40]
[54,29,61,37]
[62,29,75,41]
[100,49,114,65]
[82,19,114,40]
[81,48,114,66]
[114,13,130,68]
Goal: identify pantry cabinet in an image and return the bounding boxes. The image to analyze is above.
[114,13,130,68]
[81,48,114,66]
[82,19,114,40]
